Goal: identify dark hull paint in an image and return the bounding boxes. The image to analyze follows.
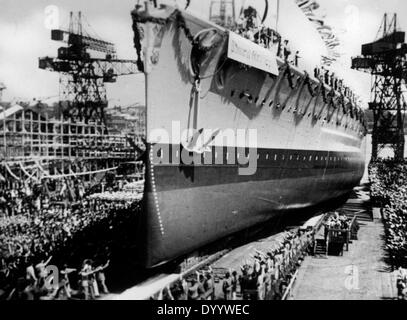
[138,144,364,267]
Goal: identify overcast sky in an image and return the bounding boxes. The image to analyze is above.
[0,0,406,106]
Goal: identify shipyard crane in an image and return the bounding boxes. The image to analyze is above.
[39,11,140,123]
[0,82,5,102]
[209,0,236,28]
[352,13,407,161]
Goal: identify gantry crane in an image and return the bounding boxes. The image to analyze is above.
[209,0,236,28]
[39,11,140,123]
[0,82,5,102]
[352,14,407,161]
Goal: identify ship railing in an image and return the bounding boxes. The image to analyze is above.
[282,269,300,301]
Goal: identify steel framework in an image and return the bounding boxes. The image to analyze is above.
[39,12,140,124]
[352,14,407,161]
[209,0,236,28]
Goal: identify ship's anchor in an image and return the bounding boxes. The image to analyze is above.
[185,76,222,153]
[186,77,202,144]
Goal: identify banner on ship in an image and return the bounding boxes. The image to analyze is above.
[227,31,279,75]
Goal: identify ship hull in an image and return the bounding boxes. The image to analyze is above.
[132,5,366,267]
[140,144,364,267]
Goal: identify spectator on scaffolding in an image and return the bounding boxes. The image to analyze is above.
[258,262,268,300]
[247,268,258,300]
[396,266,407,300]
[243,6,257,30]
[162,285,174,301]
[187,277,200,300]
[338,79,343,91]
[282,40,291,62]
[245,28,255,42]
[197,273,206,300]
[34,256,53,296]
[22,262,37,300]
[329,73,335,87]
[170,279,185,300]
[231,270,238,300]
[203,273,214,300]
[324,70,330,85]
[274,248,283,280]
[34,260,54,300]
[222,272,233,300]
[79,259,95,300]
[95,259,110,295]
[59,264,76,299]
[294,51,301,67]
[0,193,6,217]
[314,67,320,78]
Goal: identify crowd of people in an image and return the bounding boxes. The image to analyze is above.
[1,255,111,300]
[325,212,354,230]
[369,159,407,299]
[0,172,144,300]
[231,6,363,123]
[151,228,314,300]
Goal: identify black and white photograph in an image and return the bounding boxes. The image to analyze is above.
[0,0,407,307]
